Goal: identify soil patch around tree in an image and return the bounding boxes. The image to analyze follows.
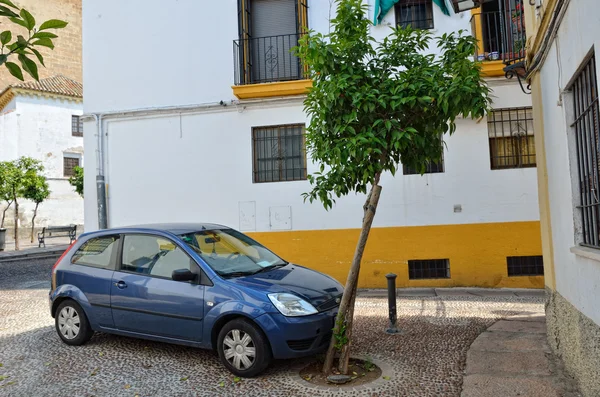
[299,357,382,388]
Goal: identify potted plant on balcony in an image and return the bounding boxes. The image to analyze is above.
[511,3,525,33]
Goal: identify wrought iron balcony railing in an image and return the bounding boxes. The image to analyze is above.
[471,10,526,65]
[234,33,306,86]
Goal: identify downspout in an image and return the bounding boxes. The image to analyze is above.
[93,114,108,229]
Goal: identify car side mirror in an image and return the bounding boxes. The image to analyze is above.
[172,269,197,282]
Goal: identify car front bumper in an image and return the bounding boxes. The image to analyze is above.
[254,308,338,359]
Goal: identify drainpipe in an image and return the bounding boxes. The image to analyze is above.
[93,114,108,230]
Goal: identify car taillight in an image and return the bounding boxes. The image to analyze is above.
[51,240,77,290]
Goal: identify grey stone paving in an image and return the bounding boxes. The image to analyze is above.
[0,258,548,397]
[461,315,581,397]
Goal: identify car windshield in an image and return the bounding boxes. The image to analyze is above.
[179,229,287,277]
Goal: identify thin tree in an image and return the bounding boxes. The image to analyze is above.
[0,0,68,81]
[23,172,50,243]
[295,0,491,375]
[0,161,12,229]
[4,157,44,250]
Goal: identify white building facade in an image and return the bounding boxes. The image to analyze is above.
[524,0,600,395]
[0,75,84,237]
[83,0,541,289]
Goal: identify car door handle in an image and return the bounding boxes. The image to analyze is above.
[114,281,127,289]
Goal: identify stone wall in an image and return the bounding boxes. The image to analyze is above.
[0,0,81,89]
[545,288,600,397]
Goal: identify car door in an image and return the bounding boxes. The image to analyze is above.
[110,233,205,342]
[65,234,119,328]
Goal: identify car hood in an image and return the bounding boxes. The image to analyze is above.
[226,264,344,310]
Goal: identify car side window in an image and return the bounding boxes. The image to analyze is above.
[121,235,193,280]
[71,236,119,269]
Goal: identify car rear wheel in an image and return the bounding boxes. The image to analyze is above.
[217,318,272,377]
[55,300,93,346]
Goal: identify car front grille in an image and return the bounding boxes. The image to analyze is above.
[316,293,343,312]
[287,337,317,351]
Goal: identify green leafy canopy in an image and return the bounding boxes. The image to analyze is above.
[294,0,491,210]
[0,0,67,81]
[68,166,84,198]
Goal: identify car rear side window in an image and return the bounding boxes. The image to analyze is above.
[71,236,119,269]
[121,235,194,280]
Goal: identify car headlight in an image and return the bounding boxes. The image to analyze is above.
[267,293,318,317]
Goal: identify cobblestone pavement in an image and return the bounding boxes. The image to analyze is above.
[0,258,545,397]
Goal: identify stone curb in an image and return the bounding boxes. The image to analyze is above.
[0,247,67,263]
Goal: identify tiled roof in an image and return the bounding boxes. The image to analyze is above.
[8,74,82,98]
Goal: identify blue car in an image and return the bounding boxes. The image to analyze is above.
[49,223,343,377]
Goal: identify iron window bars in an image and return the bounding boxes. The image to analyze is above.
[403,139,444,175]
[571,55,600,249]
[63,156,80,177]
[252,124,307,183]
[488,107,536,169]
[395,0,434,30]
[408,259,450,279]
[507,255,544,277]
[72,115,83,137]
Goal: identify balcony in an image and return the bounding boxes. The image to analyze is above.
[471,9,526,78]
[232,33,311,99]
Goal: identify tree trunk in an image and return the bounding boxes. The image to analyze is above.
[337,285,358,373]
[322,181,382,375]
[30,203,39,243]
[13,198,19,251]
[1,200,12,229]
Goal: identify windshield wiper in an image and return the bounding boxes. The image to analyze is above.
[220,271,257,279]
[252,263,287,275]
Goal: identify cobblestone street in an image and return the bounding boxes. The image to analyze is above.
[0,258,548,397]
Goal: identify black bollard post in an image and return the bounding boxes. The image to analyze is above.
[386,273,400,334]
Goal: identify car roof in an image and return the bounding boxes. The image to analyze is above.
[82,223,231,238]
[122,223,231,234]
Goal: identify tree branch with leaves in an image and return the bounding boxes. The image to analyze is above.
[294,0,491,375]
[23,171,50,243]
[68,166,83,198]
[0,0,68,81]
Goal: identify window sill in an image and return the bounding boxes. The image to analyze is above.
[570,245,600,262]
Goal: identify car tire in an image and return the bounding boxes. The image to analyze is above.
[217,318,272,377]
[55,300,94,346]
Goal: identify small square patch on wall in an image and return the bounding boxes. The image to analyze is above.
[269,206,292,230]
[239,201,256,231]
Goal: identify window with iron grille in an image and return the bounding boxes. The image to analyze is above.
[507,256,544,276]
[63,156,80,177]
[488,107,536,170]
[408,259,450,279]
[252,124,307,183]
[395,0,434,30]
[72,115,83,137]
[570,55,600,248]
[403,139,444,175]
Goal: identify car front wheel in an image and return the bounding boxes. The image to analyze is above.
[217,318,272,377]
[55,300,94,346]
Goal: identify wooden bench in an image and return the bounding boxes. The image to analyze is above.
[38,225,77,248]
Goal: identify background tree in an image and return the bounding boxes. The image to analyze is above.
[0,0,68,81]
[295,0,491,375]
[68,166,83,198]
[23,171,50,243]
[3,157,44,250]
[0,162,12,229]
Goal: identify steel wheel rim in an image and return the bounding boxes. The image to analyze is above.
[223,329,256,370]
[58,306,81,340]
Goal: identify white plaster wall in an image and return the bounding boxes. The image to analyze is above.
[96,80,537,232]
[0,95,84,227]
[538,0,600,326]
[82,0,473,114]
